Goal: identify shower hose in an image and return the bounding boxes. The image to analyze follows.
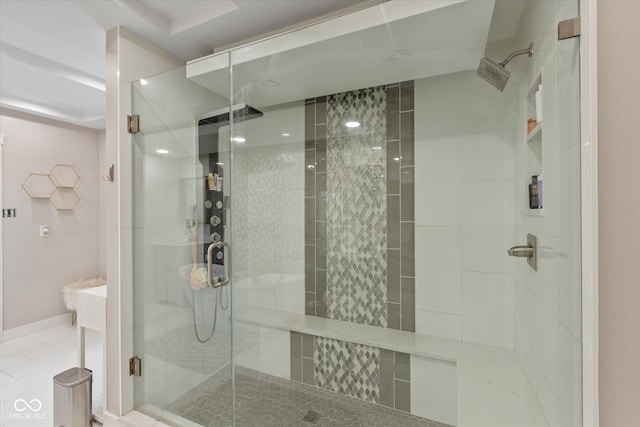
[190,222,229,344]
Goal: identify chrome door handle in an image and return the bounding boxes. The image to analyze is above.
[507,245,534,257]
[507,233,537,271]
[207,241,230,288]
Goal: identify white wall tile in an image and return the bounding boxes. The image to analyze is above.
[233,341,259,372]
[462,272,514,348]
[461,180,515,274]
[415,310,461,340]
[557,143,582,340]
[248,288,276,310]
[557,325,582,427]
[415,74,462,141]
[258,326,290,380]
[414,74,463,228]
[410,355,457,426]
[275,275,305,314]
[460,130,515,182]
[537,368,560,427]
[414,138,461,227]
[415,226,461,314]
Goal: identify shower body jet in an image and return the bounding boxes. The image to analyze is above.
[477,43,534,91]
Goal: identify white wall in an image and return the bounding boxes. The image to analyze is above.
[598,1,640,426]
[413,69,518,349]
[0,110,101,330]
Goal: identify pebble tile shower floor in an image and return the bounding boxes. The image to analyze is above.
[167,366,451,427]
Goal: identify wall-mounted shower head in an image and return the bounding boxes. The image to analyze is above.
[477,43,533,91]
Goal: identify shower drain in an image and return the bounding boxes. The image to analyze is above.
[302,410,322,424]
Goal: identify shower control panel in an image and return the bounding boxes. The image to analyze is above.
[198,117,225,267]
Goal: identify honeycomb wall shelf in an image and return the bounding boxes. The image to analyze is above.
[22,164,84,210]
[49,164,82,188]
[22,173,57,199]
[50,187,82,210]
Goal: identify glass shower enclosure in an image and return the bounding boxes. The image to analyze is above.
[131,0,582,426]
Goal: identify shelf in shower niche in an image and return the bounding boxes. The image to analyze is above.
[526,123,542,142]
[521,208,546,217]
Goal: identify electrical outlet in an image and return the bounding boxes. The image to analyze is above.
[40,225,50,237]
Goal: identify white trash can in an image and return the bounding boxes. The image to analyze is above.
[53,367,92,427]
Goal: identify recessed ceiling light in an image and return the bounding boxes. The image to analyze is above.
[345,121,360,128]
[232,137,246,143]
[216,162,224,166]
[372,146,382,150]
[260,80,280,88]
[156,149,169,154]
[282,133,290,137]
[393,157,401,161]
[140,79,148,86]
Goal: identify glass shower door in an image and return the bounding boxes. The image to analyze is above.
[221,0,583,426]
[127,0,583,425]
[130,64,235,425]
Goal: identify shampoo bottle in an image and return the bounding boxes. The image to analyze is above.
[535,84,543,124]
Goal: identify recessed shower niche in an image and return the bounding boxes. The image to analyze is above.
[523,71,545,215]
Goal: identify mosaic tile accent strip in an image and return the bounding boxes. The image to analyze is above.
[305,82,414,330]
[314,336,380,403]
[167,366,451,427]
[291,332,414,414]
[325,87,388,327]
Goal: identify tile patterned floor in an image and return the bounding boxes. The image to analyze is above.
[0,325,103,426]
[167,366,452,427]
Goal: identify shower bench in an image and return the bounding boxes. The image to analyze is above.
[235,306,544,427]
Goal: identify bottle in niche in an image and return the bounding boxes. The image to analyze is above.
[537,174,543,208]
[529,175,539,209]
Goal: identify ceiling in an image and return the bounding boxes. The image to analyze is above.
[188,0,495,109]
[0,0,523,131]
[0,0,368,130]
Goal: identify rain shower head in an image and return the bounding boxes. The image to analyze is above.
[477,43,533,91]
[477,56,511,91]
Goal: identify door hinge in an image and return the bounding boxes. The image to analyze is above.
[129,356,142,377]
[127,115,140,134]
[558,17,581,40]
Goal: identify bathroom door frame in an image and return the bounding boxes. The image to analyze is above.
[579,2,599,426]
